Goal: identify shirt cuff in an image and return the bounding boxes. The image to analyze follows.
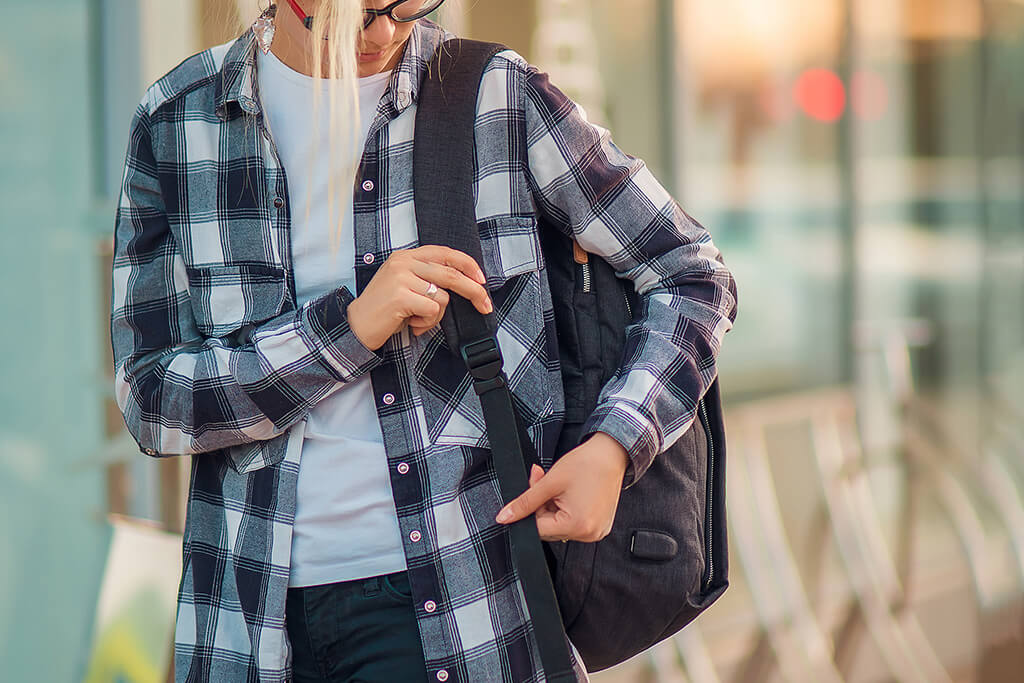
[297,285,385,382]
[579,404,660,489]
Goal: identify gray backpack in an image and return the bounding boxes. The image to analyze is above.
[414,38,729,678]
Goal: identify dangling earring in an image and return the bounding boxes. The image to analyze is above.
[252,3,277,55]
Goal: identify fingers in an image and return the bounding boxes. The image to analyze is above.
[494,460,614,543]
[409,246,492,315]
[523,464,572,542]
[399,281,446,321]
[403,272,448,327]
[404,272,450,335]
[357,245,491,349]
[528,463,544,487]
[495,464,559,524]
[413,245,487,285]
[534,507,575,542]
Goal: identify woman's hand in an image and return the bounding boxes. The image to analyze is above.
[346,245,493,351]
[494,432,631,542]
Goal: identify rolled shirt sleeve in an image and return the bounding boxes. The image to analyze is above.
[517,58,738,488]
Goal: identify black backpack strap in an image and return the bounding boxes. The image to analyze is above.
[414,38,577,682]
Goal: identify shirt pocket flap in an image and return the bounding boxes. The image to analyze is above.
[185,264,288,338]
[478,217,543,289]
[225,431,289,475]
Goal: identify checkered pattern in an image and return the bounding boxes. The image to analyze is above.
[110,12,737,683]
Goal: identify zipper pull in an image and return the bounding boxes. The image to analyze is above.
[572,239,589,264]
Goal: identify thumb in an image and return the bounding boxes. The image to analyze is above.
[496,466,559,524]
[528,463,544,487]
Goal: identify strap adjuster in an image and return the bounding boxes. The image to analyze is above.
[460,337,507,395]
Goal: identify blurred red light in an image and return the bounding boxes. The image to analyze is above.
[794,69,846,122]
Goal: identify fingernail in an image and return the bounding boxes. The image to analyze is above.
[485,299,493,313]
[496,506,512,523]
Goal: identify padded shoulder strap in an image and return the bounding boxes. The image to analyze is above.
[414,38,578,683]
[413,38,505,353]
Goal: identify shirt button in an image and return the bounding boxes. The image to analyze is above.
[409,530,422,542]
[436,670,449,682]
[397,462,410,474]
[362,179,375,192]
[143,447,158,456]
[272,196,284,208]
[362,252,375,264]
[424,600,436,613]
[382,392,395,405]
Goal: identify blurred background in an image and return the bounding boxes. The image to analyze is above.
[1,0,1022,681]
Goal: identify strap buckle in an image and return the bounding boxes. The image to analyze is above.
[460,337,507,396]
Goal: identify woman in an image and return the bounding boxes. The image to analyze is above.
[110,1,738,681]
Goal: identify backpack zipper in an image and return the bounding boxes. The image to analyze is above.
[573,239,592,293]
[580,260,592,293]
[699,396,715,590]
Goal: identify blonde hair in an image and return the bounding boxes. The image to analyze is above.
[303,0,363,266]
[229,1,462,270]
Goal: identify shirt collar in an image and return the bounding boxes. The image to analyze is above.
[214,9,451,122]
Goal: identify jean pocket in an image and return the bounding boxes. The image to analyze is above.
[380,571,413,604]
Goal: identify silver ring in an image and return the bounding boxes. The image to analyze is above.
[425,282,438,296]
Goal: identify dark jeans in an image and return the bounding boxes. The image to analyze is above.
[285,570,429,682]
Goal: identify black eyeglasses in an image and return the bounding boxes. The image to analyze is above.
[282,0,446,32]
[361,0,446,30]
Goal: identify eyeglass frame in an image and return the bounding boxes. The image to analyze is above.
[361,0,446,30]
[280,0,445,38]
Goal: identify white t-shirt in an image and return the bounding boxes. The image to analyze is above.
[256,46,407,587]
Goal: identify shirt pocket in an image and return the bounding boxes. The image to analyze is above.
[224,430,290,475]
[424,216,550,451]
[184,264,288,339]
[477,216,544,289]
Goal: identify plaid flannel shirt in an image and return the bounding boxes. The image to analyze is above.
[110,15,737,683]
